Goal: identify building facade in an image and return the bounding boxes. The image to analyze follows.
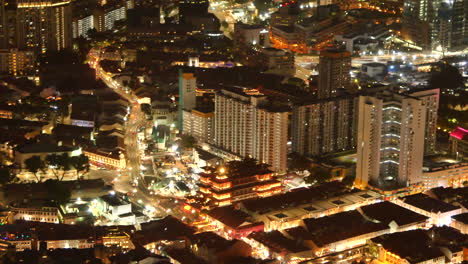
[16,0,72,53]
[198,162,282,207]
[355,90,428,190]
[182,109,214,144]
[292,96,358,157]
[0,48,35,76]
[179,71,197,131]
[318,49,352,99]
[214,88,289,172]
[409,88,439,155]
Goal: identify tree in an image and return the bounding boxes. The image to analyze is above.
[70,154,90,179]
[305,166,331,185]
[44,180,71,205]
[180,135,197,149]
[46,153,71,181]
[429,62,464,91]
[24,156,45,182]
[0,167,14,185]
[288,152,311,172]
[221,20,229,29]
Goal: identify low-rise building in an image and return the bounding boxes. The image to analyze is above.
[361,62,387,80]
[10,200,61,224]
[83,148,126,170]
[370,231,444,264]
[247,230,312,262]
[239,183,380,231]
[421,157,468,189]
[234,22,270,47]
[97,194,131,222]
[14,143,81,169]
[395,193,462,226]
[189,232,252,264]
[451,213,468,234]
[369,227,465,264]
[206,205,264,239]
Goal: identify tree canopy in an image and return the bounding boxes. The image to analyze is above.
[0,167,15,185]
[24,155,46,182]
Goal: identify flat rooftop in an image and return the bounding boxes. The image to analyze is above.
[401,193,460,213]
[240,182,353,214]
[248,230,309,254]
[371,230,444,263]
[360,201,428,226]
[302,210,388,247]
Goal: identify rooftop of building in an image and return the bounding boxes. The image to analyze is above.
[272,25,296,33]
[190,232,245,252]
[100,194,127,207]
[248,230,309,254]
[362,62,387,67]
[423,155,466,172]
[201,159,272,180]
[427,225,468,245]
[360,201,428,226]
[0,221,95,241]
[194,148,219,162]
[452,212,468,224]
[16,142,78,154]
[371,229,445,263]
[53,124,94,136]
[401,193,460,213]
[132,216,195,245]
[207,205,254,229]
[319,49,351,58]
[164,247,208,264]
[70,110,95,122]
[430,186,468,204]
[10,199,57,209]
[302,210,388,247]
[240,182,351,214]
[0,118,47,129]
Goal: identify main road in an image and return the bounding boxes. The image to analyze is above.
[88,50,199,223]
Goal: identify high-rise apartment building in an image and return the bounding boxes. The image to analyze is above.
[0,0,6,48]
[16,0,72,53]
[214,88,289,172]
[104,5,126,30]
[72,14,94,38]
[0,48,35,76]
[403,0,468,51]
[355,90,429,190]
[450,0,468,50]
[409,88,439,155]
[318,49,352,99]
[182,108,214,144]
[292,95,358,157]
[178,71,197,130]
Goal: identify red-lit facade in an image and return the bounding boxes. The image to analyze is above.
[198,166,283,207]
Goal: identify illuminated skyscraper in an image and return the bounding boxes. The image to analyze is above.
[16,0,72,53]
[355,90,428,190]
